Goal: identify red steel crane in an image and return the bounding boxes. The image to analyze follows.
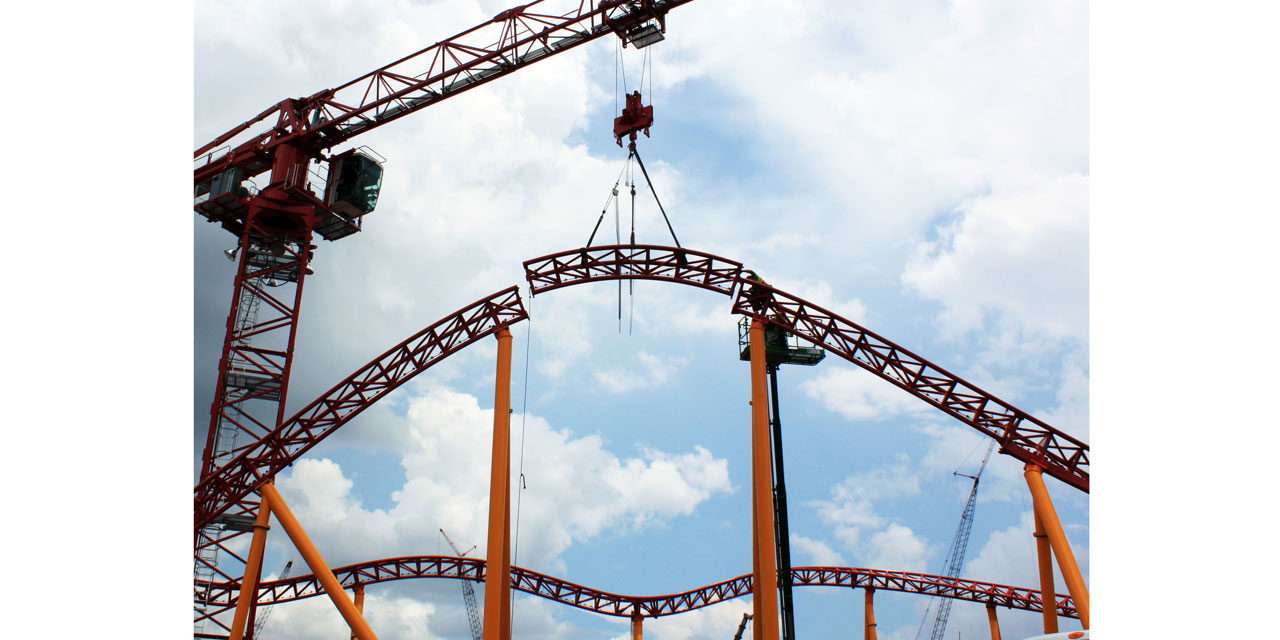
[192,1,695,635]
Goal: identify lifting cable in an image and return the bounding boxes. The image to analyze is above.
[510,286,535,627]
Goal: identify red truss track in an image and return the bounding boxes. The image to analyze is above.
[523,244,744,297]
[520,244,1089,493]
[196,556,1078,620]
[194,287,528,531]
[732,279,1089,493]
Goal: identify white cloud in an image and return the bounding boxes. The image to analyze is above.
[258,591,436,640]
[902,174,1089,345]
[792,535,846,566]
[275,385,732,571]
[800,367,931,422]
[808,455,930,571]
[641,598,755,640]
[593,351,690,394]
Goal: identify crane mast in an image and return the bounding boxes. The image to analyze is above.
[915,442,995,640]
[250,560,293,639]
[193,1,698,636]
[441,529,484,640]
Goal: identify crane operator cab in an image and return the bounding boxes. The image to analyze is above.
[317,147,385,241]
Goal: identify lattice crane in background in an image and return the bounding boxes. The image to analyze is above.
[441,529,484,640]
[193,1,698,634]
[914,442,996,640]
[251,561,292,639]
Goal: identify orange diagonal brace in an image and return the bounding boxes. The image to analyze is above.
[748,319,781,640]
[228,493,271,640]
[1025,464,1089,628]
[260,483,377,640]
[483,327,514,640]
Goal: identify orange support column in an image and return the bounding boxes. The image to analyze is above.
[986,603,1002,640]
[483,327,514,640]
[748,319,781,640]
[864,588,877,640]
[751,468,762,639]
[228,492,272,640]
[1033,510,1059,634]
[631,614,643,640]
[350,584,365,640]
[1024,464,1090,629]
[260,483,377,640]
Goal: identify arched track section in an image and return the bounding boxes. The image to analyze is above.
[522,244,1088,493]
[524,245,743,297]
[732,279,1089,493]
[196,556,1078,620]
[194,287,527,531]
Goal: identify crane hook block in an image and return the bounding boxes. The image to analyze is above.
[613,91,654,147]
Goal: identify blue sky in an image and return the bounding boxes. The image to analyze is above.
[194,1,1089,638]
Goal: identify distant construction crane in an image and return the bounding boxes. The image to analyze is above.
[251,560,292,639]
[440,529,483,640]
[732,612,753,640]
[914,442,995,640]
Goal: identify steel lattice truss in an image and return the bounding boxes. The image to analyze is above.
[732,279,1090,492]
[196,557,1077,620]
[194,287,528,531]
[195,0,695,185]
[523,244,744,297]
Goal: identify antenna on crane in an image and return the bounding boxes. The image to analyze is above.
[440,529,484,640]
[913,442,997,640]
[251,560,293,639]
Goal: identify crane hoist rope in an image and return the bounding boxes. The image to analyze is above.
[510,287,536,629]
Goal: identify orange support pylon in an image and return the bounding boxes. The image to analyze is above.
[228,492,272,640]
[864,588,877,640]
[260,483,377,640]
[986,603,1002,640]
[350,584,365,640]
[748,319,781,640]
[1024,464,1089,629]
[483,327,514,640]
[1033,510,1059,634]
[631,614,643,639]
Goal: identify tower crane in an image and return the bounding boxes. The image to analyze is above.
[193,1,699,634]
[250,560,292,639]
[441,529,484,640]
[914,442,996,640]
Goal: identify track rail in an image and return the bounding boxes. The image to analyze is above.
[194,287,528,531]
[196,556,1078,619]
[523,244,744,297]
[732,279,1089,492]
[520,244,1089,492]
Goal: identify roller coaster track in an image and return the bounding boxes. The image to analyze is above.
[194,286,528,531]
[196,244,1088,533]
[195,556,1078,622]
[194,244,1089,629]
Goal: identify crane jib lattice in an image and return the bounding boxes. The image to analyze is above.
[194,556,1078,621]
